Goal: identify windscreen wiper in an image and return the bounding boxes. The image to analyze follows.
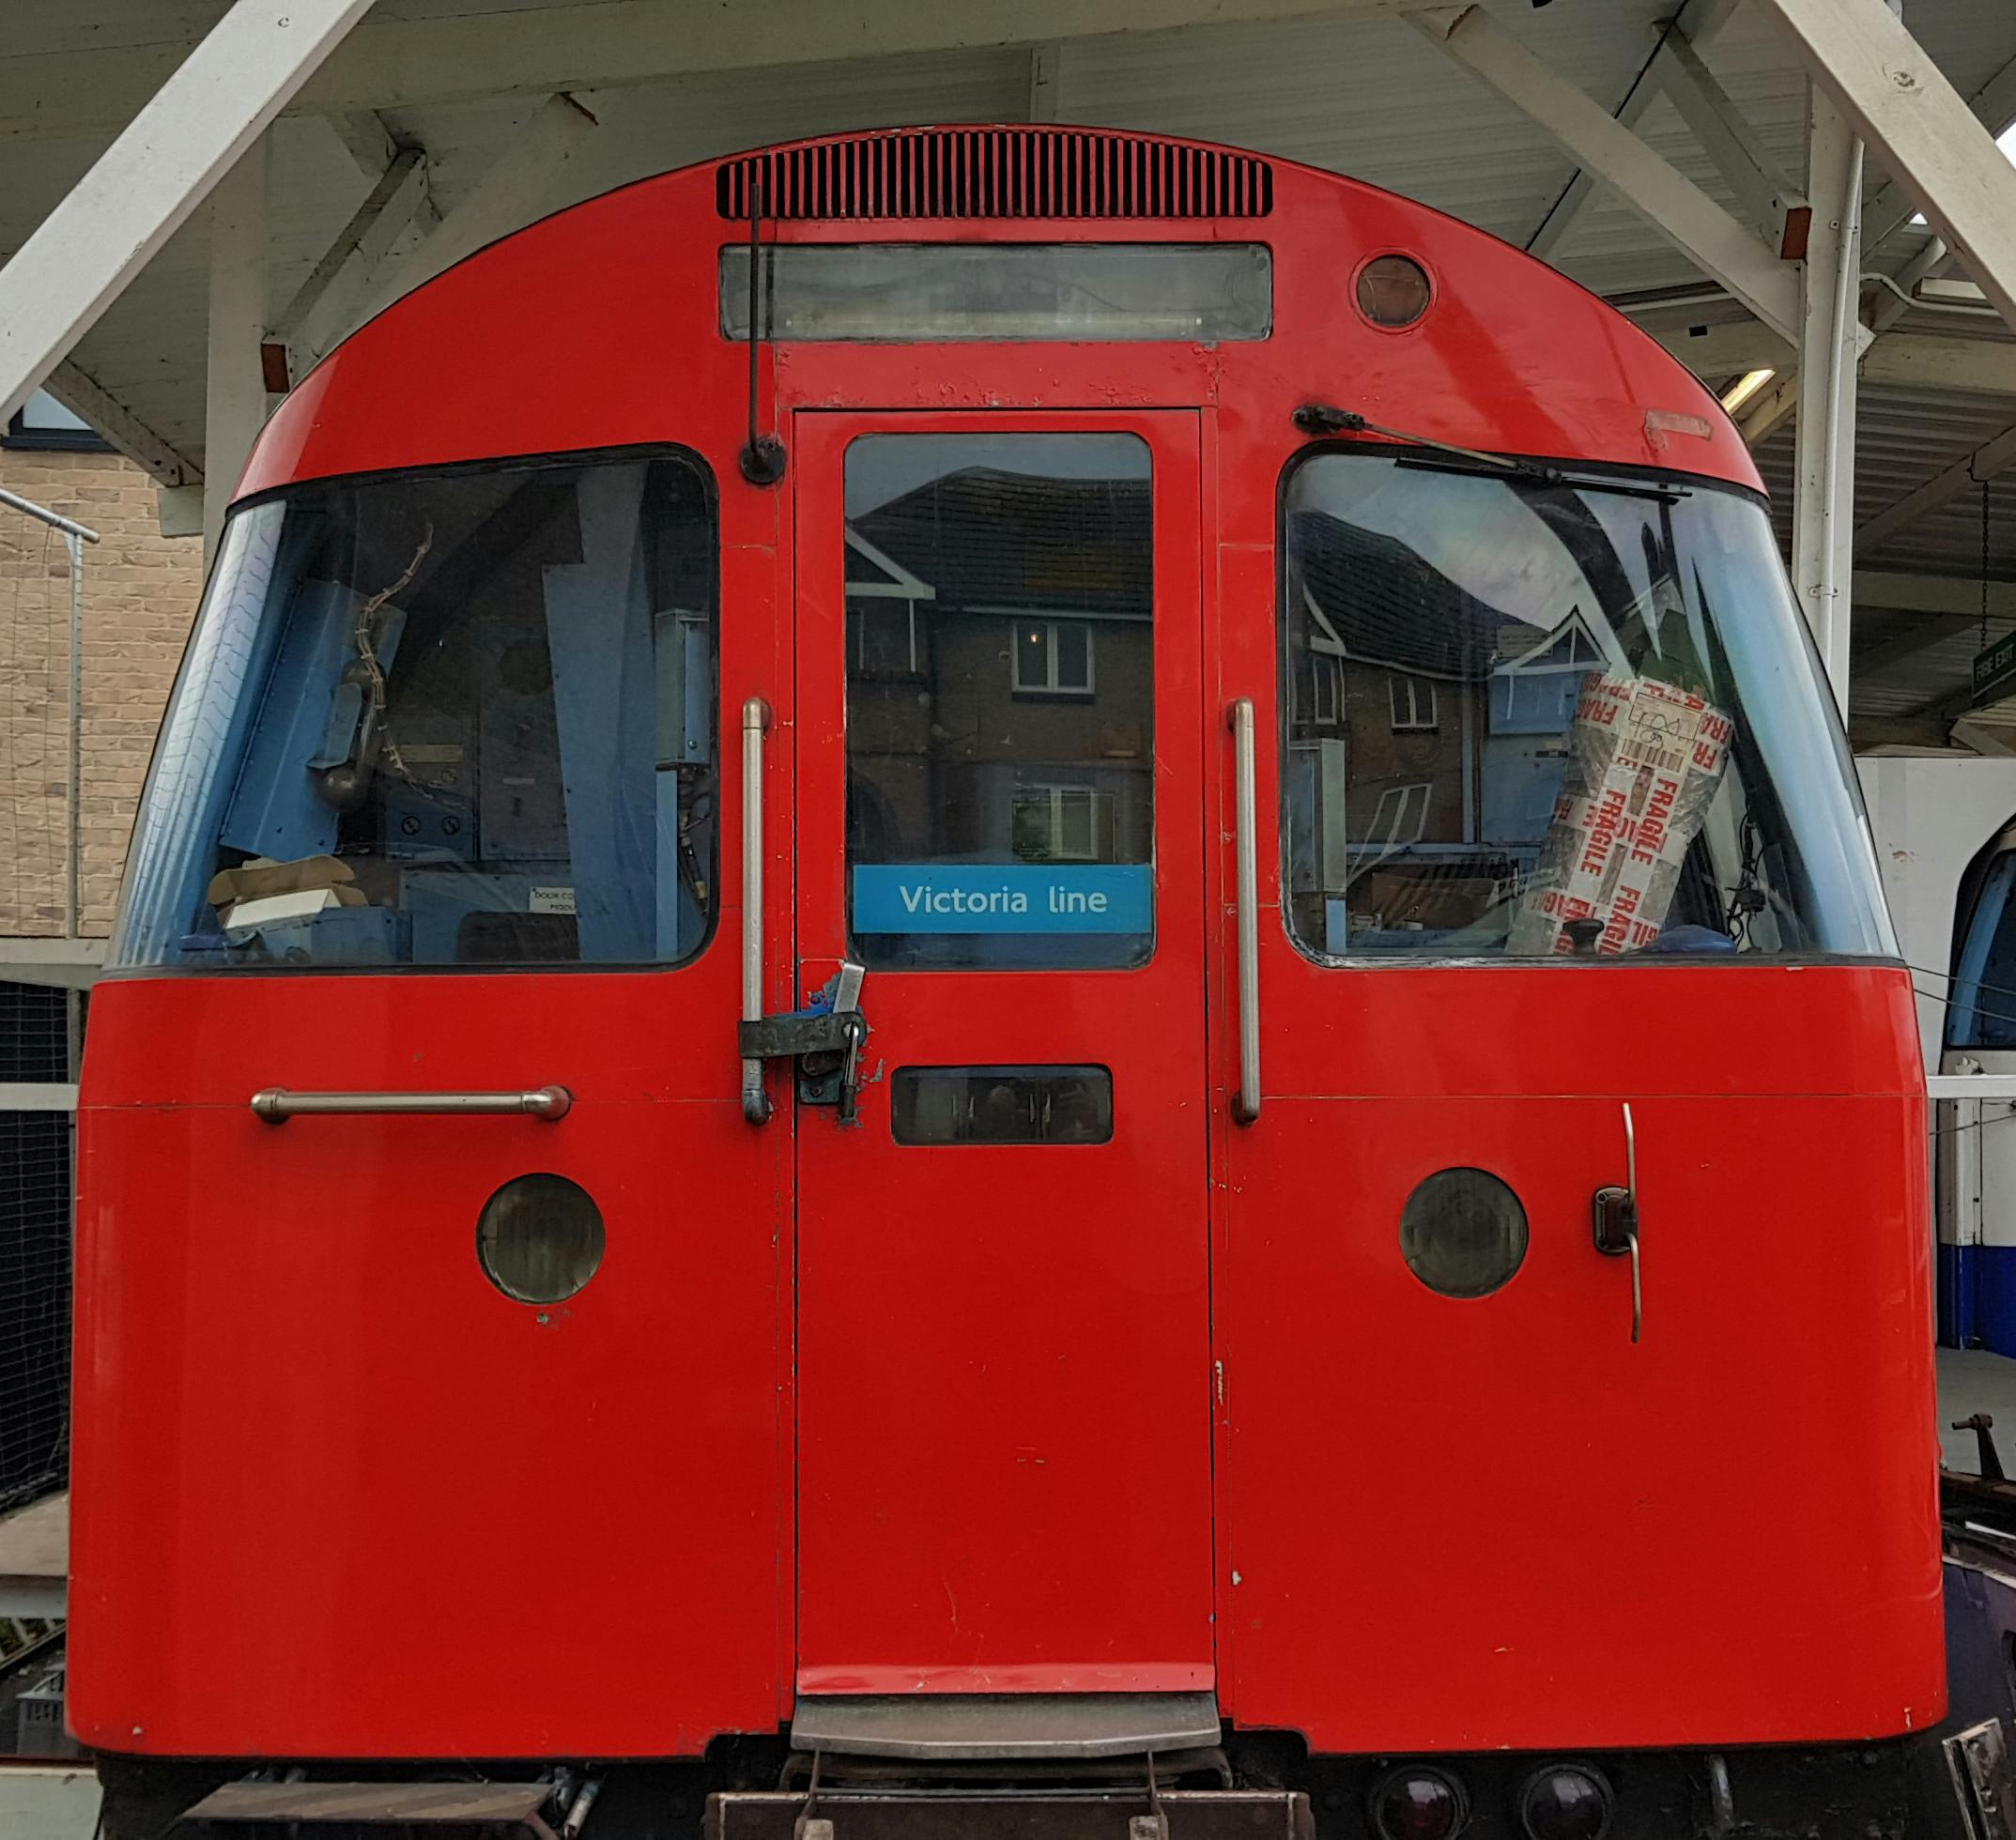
[1291,402,1688,501]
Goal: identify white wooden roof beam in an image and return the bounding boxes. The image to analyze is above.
[1737,369,1801,446]
[1526,0,1743,262]
[1654,30,1809,258]
[1657,322,2016,400]
[1855,420,2016,559]
[206,140,269,560]
[1853,611,1975,678]
[0,0,1450,145]
[40,359,200,489]
[1412,6,1799,343]
[1856,572,2016,618]
[1790,95,1863,706]
[1862,47,2016,255]
[343,95,600,355]
[1751,0,2016,338]
[271,146,432,373]
[0,0,375,426]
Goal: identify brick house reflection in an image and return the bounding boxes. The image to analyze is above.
[844,467,1152,870]
[1284,506,1602,945]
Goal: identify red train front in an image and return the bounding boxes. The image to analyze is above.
[71,127,1951,1839]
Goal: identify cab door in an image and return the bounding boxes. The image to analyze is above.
[789,411,1214,1698]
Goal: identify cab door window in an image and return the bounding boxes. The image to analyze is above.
[844,432,1155,971]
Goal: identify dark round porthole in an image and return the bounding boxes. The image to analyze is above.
[477,1173,605,1303]
[1355,253,1433,329]
[1399,1167,1528,1299]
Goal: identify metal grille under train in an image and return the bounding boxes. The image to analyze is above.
[716,129,1273,222]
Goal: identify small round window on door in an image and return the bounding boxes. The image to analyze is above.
[477,1173,605,1303]
[1399,1167,1528,1298]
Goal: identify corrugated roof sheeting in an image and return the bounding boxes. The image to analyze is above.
[1040,4,1673,247]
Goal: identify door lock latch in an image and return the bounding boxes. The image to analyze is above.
[737,962,869,1123]
[1592,1100,1642,1343]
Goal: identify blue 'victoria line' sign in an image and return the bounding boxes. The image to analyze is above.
[854,864,1153,934]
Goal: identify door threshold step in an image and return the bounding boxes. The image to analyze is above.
[791,1691,1222,1759]
[709,1789,1312,1840]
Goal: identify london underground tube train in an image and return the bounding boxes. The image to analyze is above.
[69,125,2005,1840]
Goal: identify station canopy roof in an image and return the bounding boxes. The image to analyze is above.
[6,0,2016,744]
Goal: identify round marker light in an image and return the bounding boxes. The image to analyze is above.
[1356,253,1432,328]
[1369,1767,1470,1840]
[1516,1765,1613,1840]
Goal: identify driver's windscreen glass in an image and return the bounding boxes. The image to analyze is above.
[112,449,717,969]
[1279,452,1892,959]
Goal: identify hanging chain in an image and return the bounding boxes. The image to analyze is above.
[1984,476,1993,654]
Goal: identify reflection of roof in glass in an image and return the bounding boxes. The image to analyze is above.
[850,468,1149,616]
[1289,508,1547,681]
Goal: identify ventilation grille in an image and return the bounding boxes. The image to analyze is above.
[716,129,1272,222]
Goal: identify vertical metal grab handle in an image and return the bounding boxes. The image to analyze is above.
[742,698,773,1126]
[1228,698,1261,1126]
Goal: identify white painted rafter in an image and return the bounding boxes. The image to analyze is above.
[1751,0,2016,337]
[1853,612,1975,680]
[271,146,432,371]
[40,359,200,488]
[1855,422,2016,560]
[341,94,600,350]
[1411,6,1800,343]
[1791,95,1863,705]
[1526,0,1744,262]
[1654,30,1808,257]
[206,142,269,558]
[1656,321,2016,400]
[0,0,376,425]
[1856,572,2016,618]
[328,112,398,179]
[1738,370,1801,447]
[1861,47,2016,255]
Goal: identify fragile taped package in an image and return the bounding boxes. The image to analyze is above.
[1506,671,1732,957]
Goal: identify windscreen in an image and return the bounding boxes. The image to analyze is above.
[1280,451,1893,959]
[113,449,717,970]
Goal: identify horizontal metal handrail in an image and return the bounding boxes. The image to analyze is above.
[250,1085,572,1123]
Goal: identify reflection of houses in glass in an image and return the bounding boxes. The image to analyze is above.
[844,467,1153,871]
[1284,505,1613,946]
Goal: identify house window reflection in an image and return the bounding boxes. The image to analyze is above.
[1388,675,1439,732]
[844,432,1154,970]
[1280,451,1889,959]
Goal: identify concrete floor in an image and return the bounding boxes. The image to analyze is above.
[1940,1347,2016,1472]
[0,1765,100,1837]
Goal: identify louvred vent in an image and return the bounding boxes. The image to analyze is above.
[716,128,1273,222]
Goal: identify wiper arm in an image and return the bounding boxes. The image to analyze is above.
[1292,402,1560,483]
[1290,402,1688,502]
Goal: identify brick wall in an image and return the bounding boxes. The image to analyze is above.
[0,449,203,938]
